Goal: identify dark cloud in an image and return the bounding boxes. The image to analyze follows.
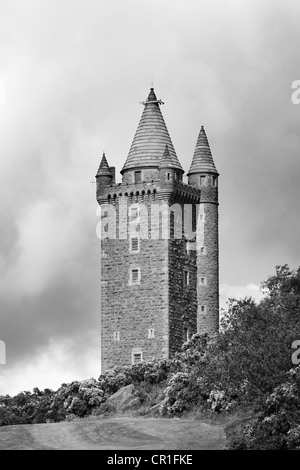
[0,0,300,394]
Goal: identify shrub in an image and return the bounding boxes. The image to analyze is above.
[230,366,300,449]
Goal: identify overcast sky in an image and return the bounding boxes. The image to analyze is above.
[0,0,299,395]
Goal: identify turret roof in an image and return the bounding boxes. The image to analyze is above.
[159,144,184,172]
[121,88,183,173]
[187,126,218,175]
[96,152,112,177]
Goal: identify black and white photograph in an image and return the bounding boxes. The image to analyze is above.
[0,0,300,454]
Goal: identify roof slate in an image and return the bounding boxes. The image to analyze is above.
[121,88,183,173]
[187,126,218,175]
[96,152,112,177]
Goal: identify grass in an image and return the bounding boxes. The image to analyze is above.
[0,416,227,450]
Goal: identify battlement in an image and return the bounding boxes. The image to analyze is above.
[97,178,201,206]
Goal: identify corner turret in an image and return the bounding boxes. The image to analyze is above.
[159,144,184,183]
[96,152,113,200]
[187,126,219,203]
[188,126,219,335]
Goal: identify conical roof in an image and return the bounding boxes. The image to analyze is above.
[159,144,184,172]
[121,88,183,173]
[187,126,218,175]
[96,152,112,177]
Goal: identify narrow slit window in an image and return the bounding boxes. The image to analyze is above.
[113,331,120,341]
[184,270,190,286]
[200,277,207,285]
[200,176,206,186]
[183,327,189,342]
[148,328,155,339]
[200,305,206,314]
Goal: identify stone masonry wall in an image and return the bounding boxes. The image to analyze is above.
[99,175,212,371]
[196,200,219,334]
[168,236,197,356]
[100,190,170,371]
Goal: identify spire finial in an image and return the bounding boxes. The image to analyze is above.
[140,87,164,106]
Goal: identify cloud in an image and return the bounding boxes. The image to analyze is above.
[0,333,100,396]
[0,0,300,394]
[220,283,265,310]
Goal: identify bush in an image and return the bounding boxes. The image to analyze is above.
[230,366,300,449]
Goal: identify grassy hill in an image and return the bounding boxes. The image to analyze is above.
[1,265,300,450]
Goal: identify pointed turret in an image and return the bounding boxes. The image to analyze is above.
[96,151,113,200]
[96,151,112,178]
[159,144,184,183]
[159,144,179,169]
[187,126,218,176]
[187,126,219,336]
[121,88,183,178]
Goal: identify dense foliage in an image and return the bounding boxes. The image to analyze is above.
[160,265,300,417]
[1,265,300,449]
[230,366,300,449]
[0,362,170,426]
[0,379,105,425]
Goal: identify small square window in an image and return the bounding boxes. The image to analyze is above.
[132,352,143,364]
[113,331,120,341]
[148,328,155,339]
[130,268,141,285]
[184,270,190,286]
[200,277,207,285]
[129,206,139,221]
[200,305,206,314]
[130,237,139,252]
[135,171,141,183]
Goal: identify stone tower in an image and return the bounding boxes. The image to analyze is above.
[96,88,219,372]
[187,127,219,334]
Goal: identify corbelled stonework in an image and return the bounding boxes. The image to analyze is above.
[96,88,219,372]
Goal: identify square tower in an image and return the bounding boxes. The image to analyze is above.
[96,88,219,372]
